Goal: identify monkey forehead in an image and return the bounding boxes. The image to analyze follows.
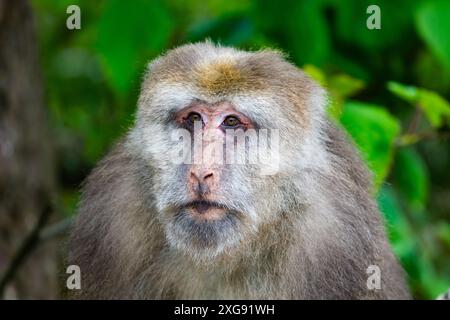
[139,42,322,126]
[144,42,314,95]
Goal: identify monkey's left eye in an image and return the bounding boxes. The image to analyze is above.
[222,116,241,128]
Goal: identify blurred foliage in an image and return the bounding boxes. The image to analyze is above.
[340,101,400,189]
[31,0,450,299]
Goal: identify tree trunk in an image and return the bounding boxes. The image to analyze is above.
[0,0,57,299]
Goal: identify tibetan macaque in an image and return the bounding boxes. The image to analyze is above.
[68,42,410,299]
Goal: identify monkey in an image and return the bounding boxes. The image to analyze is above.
[67,41,411,299]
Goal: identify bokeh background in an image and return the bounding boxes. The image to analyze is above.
[0,0,449,299]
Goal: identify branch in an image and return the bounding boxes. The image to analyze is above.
[406,107,422,135]
[40,217,73,241]
[396,131,450,146]
[0,199,73,298]
[0,198,52,296]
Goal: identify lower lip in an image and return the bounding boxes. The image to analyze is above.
[187,205,227,221]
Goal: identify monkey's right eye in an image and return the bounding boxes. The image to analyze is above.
[186,112,203,125]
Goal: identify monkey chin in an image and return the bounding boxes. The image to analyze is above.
[163,201,244,262]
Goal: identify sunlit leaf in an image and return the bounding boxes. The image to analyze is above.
[395,133,421,147]
[388,81,450,128]
[303,64,326,86]
[303,66,365,119]
[328,74,365,118]
[328,74,365,99]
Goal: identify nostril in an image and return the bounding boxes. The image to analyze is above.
[203,173,213,181]
[189,170,214,196]
[190,170,213,183]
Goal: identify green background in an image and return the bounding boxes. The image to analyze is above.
[31,0,450,299]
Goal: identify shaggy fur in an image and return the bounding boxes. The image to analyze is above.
[68,42,410,299]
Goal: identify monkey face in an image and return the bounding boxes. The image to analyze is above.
[129,43,328,261]
[147,101,265,260]
[130,98,282,260]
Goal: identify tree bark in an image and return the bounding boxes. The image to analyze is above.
[0,0,57,299]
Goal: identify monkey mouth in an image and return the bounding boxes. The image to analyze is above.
[183,200,228,221]
[168,200,241,251]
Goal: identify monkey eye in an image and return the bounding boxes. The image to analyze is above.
[186,112,203,125]
[222,116,241,128]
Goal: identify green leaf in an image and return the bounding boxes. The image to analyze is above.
[416,0,450,70]
[335,0,415,51]
[287,2,330,66]
[417,257,450,299]
[328,74,365,118]
[377,186,413,256]
[340,101,401,189]
[252,0,331,66]
[393,147,429,211]
[96,0,173,95]
[388,81,450,128]
[303,66,365,119]
[186,15,253,46]
[328,74,365,99]
[303,64,326,87]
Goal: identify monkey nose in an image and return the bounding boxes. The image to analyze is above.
[189,169,215,196]
[190,169,214,184]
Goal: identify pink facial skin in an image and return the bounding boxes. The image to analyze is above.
[175,101,254,220]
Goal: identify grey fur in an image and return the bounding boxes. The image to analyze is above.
[68,42,410,299]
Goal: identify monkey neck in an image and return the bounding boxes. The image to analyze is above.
[151,210,300,299]
[175,209,297,274]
